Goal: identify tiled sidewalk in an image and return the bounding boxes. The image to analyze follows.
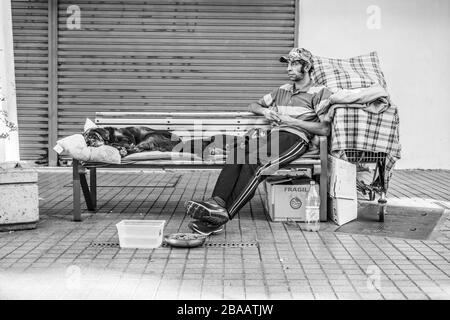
[0,169,449,300]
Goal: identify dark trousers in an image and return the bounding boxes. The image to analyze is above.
[212,130,308,219]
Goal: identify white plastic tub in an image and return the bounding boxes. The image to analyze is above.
[116,220,166,249]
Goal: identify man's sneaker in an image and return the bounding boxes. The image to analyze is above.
[188,220,225,236]
[185,200,229,225]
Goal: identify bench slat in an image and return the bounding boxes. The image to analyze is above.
[96,111,258,118]
[168,131,252,138]
[85,158,320,167]
[95,118,270,125]
[95,124,271,132]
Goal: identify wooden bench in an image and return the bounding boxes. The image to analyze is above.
[72,111,328,222]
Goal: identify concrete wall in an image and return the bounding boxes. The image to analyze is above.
[299,0,450,169]
[0,0,20,162]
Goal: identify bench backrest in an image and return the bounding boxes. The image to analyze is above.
[95,111,272,139]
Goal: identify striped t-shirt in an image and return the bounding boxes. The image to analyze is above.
[256,83,332,143]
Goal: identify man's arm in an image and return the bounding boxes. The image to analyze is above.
[286,117,330,136]
[277,113,331,136]
[248,90,280,122]
[248,102,267,116]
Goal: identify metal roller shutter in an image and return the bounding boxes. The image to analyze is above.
[57,0,295,138]
[11,0,49,162]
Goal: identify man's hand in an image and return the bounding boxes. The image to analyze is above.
[276,114,296,125]
[262,109,282,122]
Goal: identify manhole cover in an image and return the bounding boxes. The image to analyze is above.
[335,202,444,240]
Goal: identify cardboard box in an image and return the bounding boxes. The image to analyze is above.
[329,196,358,226]
[327,155,357,226]
[327,155,357,199]
[264,178,319,222]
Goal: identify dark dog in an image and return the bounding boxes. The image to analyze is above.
[83,126,225,158]
[83,126,185,157]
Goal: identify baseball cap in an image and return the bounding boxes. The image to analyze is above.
[279,48,313,66]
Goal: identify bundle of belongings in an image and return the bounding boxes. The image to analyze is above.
[311,51,401,190]
[53,130,122,164]
[53,118,241,165]
[54,51,400,191]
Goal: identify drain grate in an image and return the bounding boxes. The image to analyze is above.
[161,241,258,248]
[204,242,258,248]
[89,242,120,248]
[89,241,258,248]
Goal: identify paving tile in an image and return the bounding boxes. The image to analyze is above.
[1,169,449,300]
[382,293,407,300]
[291,292,315,299]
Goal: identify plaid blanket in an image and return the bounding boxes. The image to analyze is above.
[330,105,401,189]
[311,51,401,190]
[312,51,387,91]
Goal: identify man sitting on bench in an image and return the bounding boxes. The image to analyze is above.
[185,48,333,235]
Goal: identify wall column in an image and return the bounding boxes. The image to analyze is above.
[48,0,58,166]
[294,0,300,47]
[0,0,20,163]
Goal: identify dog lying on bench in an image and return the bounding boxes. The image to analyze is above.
[83,126,236,158]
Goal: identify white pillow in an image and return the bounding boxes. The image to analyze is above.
[84,118,98,132]
[54,134,121,164]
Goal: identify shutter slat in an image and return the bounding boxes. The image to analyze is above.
[12,0,49,161]
[13,0,295,148]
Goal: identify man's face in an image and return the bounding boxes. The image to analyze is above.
[286,60,307,81]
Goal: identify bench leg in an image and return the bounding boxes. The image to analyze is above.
[72,159,82,222]
[319,167,328,222]
[319,137,328,222]
[80,172,95,211]
[90,167,97,209]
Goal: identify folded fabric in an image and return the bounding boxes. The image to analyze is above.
[312,51,387,92]
[88,145,121,164]
[328,84,389,104]
[315,84,391,119]
[54,134,121,164]
[123,151,203,161]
